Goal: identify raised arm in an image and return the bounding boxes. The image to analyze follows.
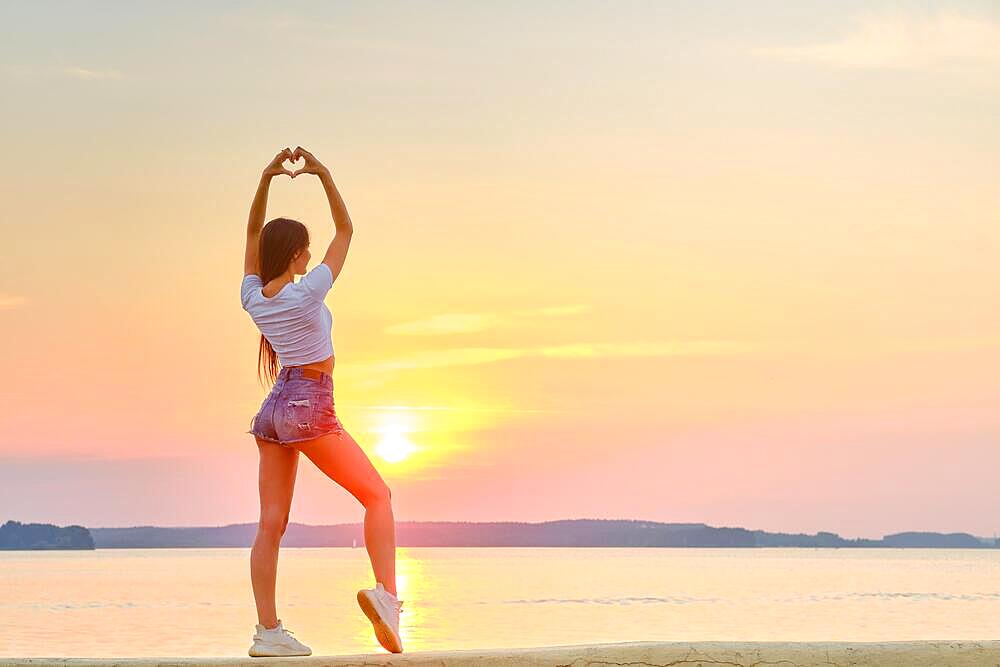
[244,148,294,276]
[291,146,354,284]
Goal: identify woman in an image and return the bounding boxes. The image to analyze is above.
[240,146,404,657]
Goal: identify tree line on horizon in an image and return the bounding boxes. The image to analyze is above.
[3,518,996,550]
[0,520,95,550]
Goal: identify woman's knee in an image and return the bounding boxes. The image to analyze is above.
[362,482,392,508]
[258,512,290,538]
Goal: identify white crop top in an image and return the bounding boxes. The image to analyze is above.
[240,262,335,366]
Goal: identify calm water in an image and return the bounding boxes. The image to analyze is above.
[2,547,999,657]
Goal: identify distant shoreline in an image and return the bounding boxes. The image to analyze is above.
[4,518,997,550]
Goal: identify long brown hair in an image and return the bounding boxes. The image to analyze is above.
[257,217,309,386]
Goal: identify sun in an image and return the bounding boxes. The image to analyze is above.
[373,416,418,463]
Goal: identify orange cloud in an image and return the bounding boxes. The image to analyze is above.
[385,304,589,336]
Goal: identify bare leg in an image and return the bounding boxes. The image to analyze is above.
[250,438,300,628]
[291,427,397,597]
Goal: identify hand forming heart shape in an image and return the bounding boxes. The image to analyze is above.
[264,146,329,180]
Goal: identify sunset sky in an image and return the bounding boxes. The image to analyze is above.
[1,1,998,539]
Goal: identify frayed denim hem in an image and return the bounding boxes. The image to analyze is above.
[247,424,344,447]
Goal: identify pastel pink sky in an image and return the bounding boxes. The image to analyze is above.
[1,3,998,538]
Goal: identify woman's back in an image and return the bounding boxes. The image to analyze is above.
[241,262,335,366]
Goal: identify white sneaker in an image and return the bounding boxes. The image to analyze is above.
[356,581,404,653]
[248,619,312,657]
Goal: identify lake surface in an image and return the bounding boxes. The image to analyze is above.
[2,547,999,658]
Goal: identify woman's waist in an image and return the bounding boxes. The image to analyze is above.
[282,355,334,378]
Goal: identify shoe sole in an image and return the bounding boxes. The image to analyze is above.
[357,590,403,653]
[248,641,312,657]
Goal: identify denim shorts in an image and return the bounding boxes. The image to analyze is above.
[246,366,345,447]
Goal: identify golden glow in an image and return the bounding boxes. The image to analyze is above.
[373,414,419,463]
[344,399,523,478]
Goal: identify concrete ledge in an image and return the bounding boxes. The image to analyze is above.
[5,640,1000,667]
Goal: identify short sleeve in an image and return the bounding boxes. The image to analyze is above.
[241,273,262,310]
[299,262,334,302]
